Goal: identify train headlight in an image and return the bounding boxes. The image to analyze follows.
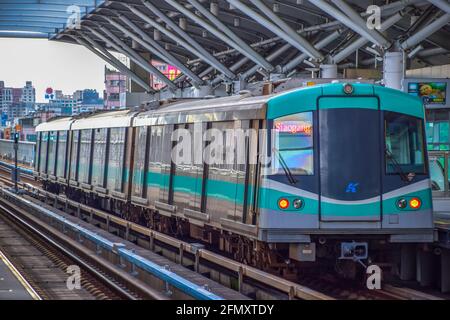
[278,198,289,210]
[293,198,303,209]
[343,83,354,94]
[409,197,421,209]
[397,198,407,209]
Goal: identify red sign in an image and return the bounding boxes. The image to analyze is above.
[45,87,53,95]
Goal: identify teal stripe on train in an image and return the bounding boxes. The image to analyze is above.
[128,170,432,216]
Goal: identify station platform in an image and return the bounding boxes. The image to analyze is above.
[0,250,35,300]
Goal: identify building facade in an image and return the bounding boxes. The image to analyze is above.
[0,81,36,123]
[150,60,181,91]
[104,67,127,110]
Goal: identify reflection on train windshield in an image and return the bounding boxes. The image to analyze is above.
[273,112,314,175]
[385,112,426,174]
[429,159,446,190]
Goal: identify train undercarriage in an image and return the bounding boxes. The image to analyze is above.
[41,179,422,282]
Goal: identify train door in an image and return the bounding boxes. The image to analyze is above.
[172,123,204,212]
[318,97,381,222]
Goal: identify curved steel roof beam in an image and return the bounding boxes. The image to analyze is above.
[122,3,235,79]
[330,0,391,47]
[428,0,450,14]
[186,0,415,65]
[102,15,203,86]
[211,57,251,85]
[241,43,291,80]
[135,0,235,80]
[69,32,151,92]
[282,29,343,73]
[116,14,203,86]
[400,13,450,50]
[226,0,323,60]
[184,0,274,72]
[309,0,390,48]
[164,0,251,62]
[332,11,406,64]
[246,0,324,60]
[84,24,176,91]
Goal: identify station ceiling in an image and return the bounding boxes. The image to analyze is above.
[1,0,449,90]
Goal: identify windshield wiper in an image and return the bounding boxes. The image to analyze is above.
[274,148,297,184]
[385,148,410,183]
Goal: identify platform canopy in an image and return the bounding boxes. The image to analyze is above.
[1,0,449,92]
[0,0,104,38]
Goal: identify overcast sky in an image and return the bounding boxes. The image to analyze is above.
[0,38,109,102]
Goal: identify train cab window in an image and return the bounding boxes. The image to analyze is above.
[273,112,314,175]
[385,112,426,174]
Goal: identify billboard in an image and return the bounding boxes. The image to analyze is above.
[407,82,447,104]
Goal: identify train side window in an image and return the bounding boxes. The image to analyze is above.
[132,126,148,197]
[78,129,92,184]
[385,112,426,174]
[47,131,57,176]
[56,131,68,178]
[107,127,127,193]
[273,112,314,175]
[69,130,80,181]
[39,131,48,174]
[35,132,40,171]
[92,128,108,188]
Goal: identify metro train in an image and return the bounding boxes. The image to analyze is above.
[34,83,434,274]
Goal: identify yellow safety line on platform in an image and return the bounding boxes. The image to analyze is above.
[0,249,42,300]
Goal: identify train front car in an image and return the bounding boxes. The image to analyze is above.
[260,83,434,271]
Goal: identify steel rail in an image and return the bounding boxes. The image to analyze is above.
[0,198,166,300]
[0,248,42,300]
[20,182,333,300]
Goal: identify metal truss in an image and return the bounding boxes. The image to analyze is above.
[0,0,449,96]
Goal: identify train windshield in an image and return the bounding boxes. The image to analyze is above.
[273,112,314,175]
[385,112,426,174]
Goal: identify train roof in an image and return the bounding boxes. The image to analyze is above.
[71,110,136,130]
[35,83,425,132]
[133,93,270,126]
[35,117,73,132]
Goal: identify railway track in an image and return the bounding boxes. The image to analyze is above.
[0,183,167,300]
[0,212,118,300]
[0,170,446,300]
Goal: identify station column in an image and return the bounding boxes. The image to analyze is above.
[383,51,404,90]
[320,64,338,78]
